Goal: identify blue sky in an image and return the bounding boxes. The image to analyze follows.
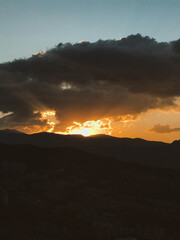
[0,0,180,62]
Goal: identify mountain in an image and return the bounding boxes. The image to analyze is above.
[0,129,166,146]
[172,139,180,146]
[0,129,179,168]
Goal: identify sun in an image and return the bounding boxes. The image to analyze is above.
[70,128,93,137]
[55,119,112,137]
[67,125,97,137]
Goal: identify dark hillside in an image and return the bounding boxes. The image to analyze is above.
[1,143,180,239]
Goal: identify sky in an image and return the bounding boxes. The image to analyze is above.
[0,0,180,62]
[0,0,180,142]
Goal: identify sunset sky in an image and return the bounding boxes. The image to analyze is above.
[0,0,180,142]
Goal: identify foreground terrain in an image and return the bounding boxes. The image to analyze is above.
[1,142,180,240]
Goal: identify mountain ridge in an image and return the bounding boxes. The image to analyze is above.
[0,129,180,169]
[0,129,169,144]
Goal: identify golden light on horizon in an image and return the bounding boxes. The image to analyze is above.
[56,118,112,137]
[22,108,180,143]
[39,110,112,137]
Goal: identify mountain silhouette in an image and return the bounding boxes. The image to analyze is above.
[0,129,179,168]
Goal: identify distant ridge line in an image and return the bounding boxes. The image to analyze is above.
[0,128,170,144]
[0,129,180,168]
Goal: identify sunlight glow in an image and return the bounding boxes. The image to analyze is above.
[28,110,112,137]
[56,118,112,137]
[0,111,13,119]
[41,111,57,132]
[32,50,46,56]
[59,82,72,90]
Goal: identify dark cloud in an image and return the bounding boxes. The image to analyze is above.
[172,39,180,54]
[0,111,48,129]
[0,34,180,131]
[149,124,180,134]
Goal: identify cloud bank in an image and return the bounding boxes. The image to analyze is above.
[0,34,180,132]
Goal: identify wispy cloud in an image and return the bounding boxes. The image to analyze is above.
[149,124,180,134]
